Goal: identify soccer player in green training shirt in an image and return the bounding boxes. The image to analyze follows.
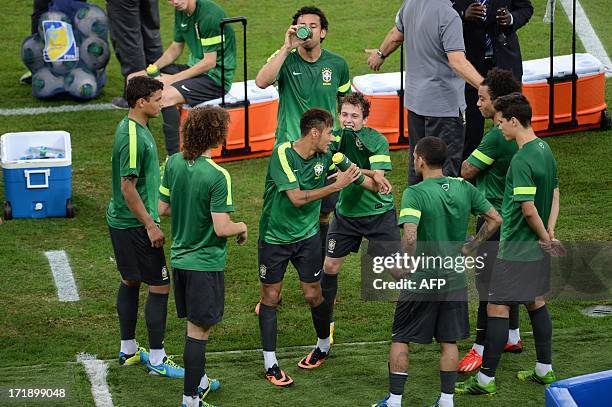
[322,92,395,344]
[258,109,381,387]
[373,137,501,407]
[255,6,351,266]
[158,106,247,407]
[129,0,236,157]
[107,76,184,379]
[458,68,523,373]
[456,93,562,396]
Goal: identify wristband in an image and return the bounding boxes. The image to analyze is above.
[376,49,386,59]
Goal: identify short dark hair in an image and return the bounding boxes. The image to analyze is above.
[292,6,328,42]
[481,68,522,99]
[415,137,447,169]
[339,92,371,119]
[493,92,532,128]
[182,106,230,160]
[125,76,163,108]
[300,108,333,137]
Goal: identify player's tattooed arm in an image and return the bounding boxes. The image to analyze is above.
[121,176,164,248]
[285,165,359,207]
[462,207,502,255]
[401,223,417,256]
[460,160,481,180]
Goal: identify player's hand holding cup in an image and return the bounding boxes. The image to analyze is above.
[284,25,304,51]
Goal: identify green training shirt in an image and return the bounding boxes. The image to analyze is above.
[498,138,559,262]
[466,125,518,212]
[173,0,236,92]
[159,154,234,272]
[398,177,493,292]
[107,117,161,229]
[273,48,351,144]
[331,127,394,217]
[259,142,334,244]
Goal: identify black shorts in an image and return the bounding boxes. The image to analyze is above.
[391,294,470,344]
[488,257,551,305]
[320,177,338,214]
[327,209,401,258]
[109,226,169,286]
[474,217,501,300]
[164,64,224,106]
[258,234,322,284]
[174,268,224,326]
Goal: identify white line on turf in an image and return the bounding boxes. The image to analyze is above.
[0,103,116,116]
[77,353,114,407]
[44,250,80,302]
[559,0,612,77]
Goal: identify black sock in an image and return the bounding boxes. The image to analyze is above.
[117,283,140,341]
[258,304,277,351]
[480,316,509,378]
[319,222,329,265]
[509,304,520,330]
[440,370,457,394]
[475,301,488,345]
[183,336,206,396]
[310,301,331,340]
[145,292,168,349]
[161,106,180,156]
[389,372,408,395]
[529,305,552,364]
[321,272,338,321]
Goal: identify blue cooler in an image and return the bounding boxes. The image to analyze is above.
[1,131,73,219]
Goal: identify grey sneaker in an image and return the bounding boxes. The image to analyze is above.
[112,96,129,109]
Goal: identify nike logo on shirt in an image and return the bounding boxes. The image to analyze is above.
[181,23,188,27]
[292,72,303,76]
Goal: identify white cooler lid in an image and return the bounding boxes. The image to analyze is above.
[1,131,72,169]
[352,72,403,96]
[522,53,604,84]
[195,80,279,107]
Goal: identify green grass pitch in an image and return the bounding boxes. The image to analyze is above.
[0,0,611,406]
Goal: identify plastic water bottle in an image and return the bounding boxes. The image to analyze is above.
[332,152,365,184]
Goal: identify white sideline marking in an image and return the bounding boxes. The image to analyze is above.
[0,103,115,116]
[559,0,612,77]
[77,353,114,407]
[44,250,80,302]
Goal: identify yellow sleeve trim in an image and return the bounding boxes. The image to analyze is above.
[338,80,351,93]
[128,120,137,169]
[278,142,297,183]
[207,159,233,206]
[399,208,421,218]
[471,149,494,165]
[201,35,222,47]
[369,155,391,164]
[159,185,170,197]
[513,186,537,195]
[266,49,281,63]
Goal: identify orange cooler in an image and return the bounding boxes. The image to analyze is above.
[178,80,278,161]
[351,72,409,147]
[521,53,607,134]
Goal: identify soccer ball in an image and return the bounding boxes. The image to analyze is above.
[64,67,98,100]
[74,4,108,38]
[37,11,71,39]
[32,68,65,99]
[21,34,45,72]
[49,59,78,76]
[79,35,110,70]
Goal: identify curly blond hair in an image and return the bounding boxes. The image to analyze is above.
[182,105,230,160]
